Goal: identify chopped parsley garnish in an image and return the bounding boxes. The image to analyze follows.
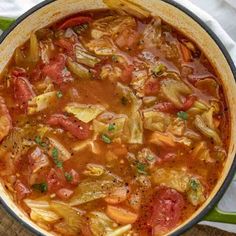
[121,96,128,105]
[56,91,63,98]
[108,123,115,131]
[65,172,73,182]
[35,136,47,148]
[177,111,188,120]
[146,155,155,162]
[189,178,199,191]
[32,182,48,193]
[101,134,112,144]
[136,162,148,175]
[151,64,165,77]
[52,147,63,168]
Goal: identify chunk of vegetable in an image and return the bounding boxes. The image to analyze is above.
[30,208,60,223]
[83,163,105,176]
[75,44,100,67]
[0,96,12,141]
[66,57,91,80]
[50,201,83,234]
[29,32,40,64]
[117,83,143,144]
[103,0,150,19]
[143,110,171,132]
[180,43,192,62]
[89,211,132,236]
[105,185,129,204]
[48,136,71,161]
[191,141,214,163]
[142,18,162,47]
[93,116,126,139]
[152,168,190,192]
[69,173,122,206]
[194,115,222,145]
[161,79,192,108]
[65,103,105,123]
[106,205,138,224]
[28,91,57,115]
[72,139,101,155]
[28,146,49,173]
[187,178,206,206]
[149,131,175,147]
[131,69,148,98]
[167,118,186,136]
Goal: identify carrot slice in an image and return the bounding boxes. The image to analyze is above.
[106,205,138,224]
[57,16,92,30]
[149,132,176,147]
[180,43,192,62]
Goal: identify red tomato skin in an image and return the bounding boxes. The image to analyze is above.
[15,180,31,200]
[69,169,80,185]
[46,168,66,193]
[119,65,134,84]
[182,95,197,111]
[148,187,185,235]
[42,54,66,85]
[144,79,160,95]
[56,188,74,200]
[54,38,74,56]
[154,102,176,113]
[13,77,35,107]
[57,16,92,30]
[47,114,90,140]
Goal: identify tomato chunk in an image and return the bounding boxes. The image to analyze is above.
[148,187,184,235]
[182,95,196,111]
[47,168,66,192]
[13,76,35,107]
[57,16,92,30]
[56,188,74,200]
[119,65,134,84]
[42,54,68,85]
[144,78,160,95]
[0,96,12,141]
[54,38,74,56]
[15,180,31,200]
[154,102,176,113]
[68,169,80,185]
[47,114,90,140]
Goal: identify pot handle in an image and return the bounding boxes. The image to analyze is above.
[0,17,15,31]
[204,207,236,224]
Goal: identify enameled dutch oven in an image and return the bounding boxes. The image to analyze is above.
[0,0,236,235]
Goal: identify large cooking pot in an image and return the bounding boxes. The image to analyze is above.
[0,0,236,235]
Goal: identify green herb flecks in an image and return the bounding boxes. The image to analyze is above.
[65,172,73,182]
[35,136,47,148]
[146,155,155,162]
[136,162,148,175]
[189,178,199,191]
[151,64,165,77]
[56,91,63,98]
[52,147,63,168]
[32,182,48,193]
[101,134,112,144]
[108,123,115,131]
[177,111,188,120]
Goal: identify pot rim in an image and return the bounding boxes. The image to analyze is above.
[0,0,235,235]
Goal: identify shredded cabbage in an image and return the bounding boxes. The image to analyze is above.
[65,103,105,123]
[28,91,57,115]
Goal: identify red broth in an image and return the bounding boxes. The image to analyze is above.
[0,7,229,236]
